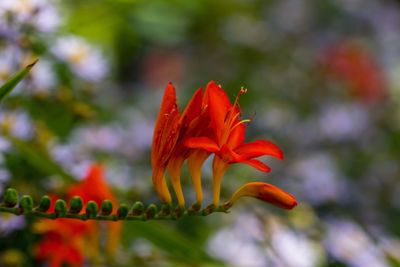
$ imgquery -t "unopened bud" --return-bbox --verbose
[117,204,129,219]
[37,195,51,212]
[131,201,144,216]
[86,201,98,219]
[55,199,67,217]
[101,200,113,215]
[228,182,297,210]
[145,204,157,219]
[3,188,18,207]
[69,196,83,214]
[19,195,33,213]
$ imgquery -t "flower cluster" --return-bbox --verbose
[151,81,297,209]
[34,164,121,267]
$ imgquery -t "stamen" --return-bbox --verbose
[231,119,251,131]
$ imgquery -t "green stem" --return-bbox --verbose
[0,203,230,221]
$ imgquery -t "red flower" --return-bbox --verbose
[67,164,117,207]
[151,81,296,210]
[67,164,122,255]
[185,81,283,205]
[35,231,84,267]
[321,40,387,103]
[34,164,122,267]
[151,83,210,206]
[34,195,92,267]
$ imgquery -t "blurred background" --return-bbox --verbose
[1,0,400,266]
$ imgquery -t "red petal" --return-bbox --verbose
[184,137,220,153]
[206,81,231,141]
[151,83,181,169]
[242,159,271,172]
[235,140,284,160]
[180,87,203,124]
[220,144,242,162]
[227,123,246,149]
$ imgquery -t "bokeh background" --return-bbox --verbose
[1,0,400,266]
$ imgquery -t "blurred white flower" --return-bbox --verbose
[0,110,34,140]
[52,36,108,81]
[0,0,60,32]
[290,153,345,204]
[0,47,18,83]
[49,141,91,179]
[0,137,11,153]
[208,214,270,267]
[105,162,137,189]
[75,125,122,153]
[0,214,26,235]
[33,2,60,32]
[319,103,369,142]
[30,59,56,92]
[0,165,10,182]
[325,219,389,267]
[49,112,153,179]
[269,223,322,267]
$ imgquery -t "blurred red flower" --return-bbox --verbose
[321,40,387,103]
[34,164,121,267]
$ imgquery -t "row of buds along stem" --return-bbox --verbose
[0,188,231,221]
[151,81,297,210]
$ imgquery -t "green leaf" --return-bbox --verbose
[0,60,38,102]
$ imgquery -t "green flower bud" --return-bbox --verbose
[101,199,113,215]
[174,205,185,218]
[145,204,157,219]
[3,188,18,207]
[69,196,83,214]
[55,199,67,217]
[37,195,51,212]
[86,201,98,219]
[117,204,129,219]
[189,202,201,212]
[158,204,171,216]
[19,195,33,213]
[130,201,144,216]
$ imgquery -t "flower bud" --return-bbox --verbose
[189,202,201,212]
[174,205,185,218]
[145,204,157,219]
[3,188,18,207]
[86,201,98,219]
[69,196,83,214]
[117,204,129,219]
[227,182,297,210]
[101,199,113,215]
[130,201,144,216]
[37,195,51,212]
[19,195,33,213]
[55,199,67,217]
[158,204,171,216]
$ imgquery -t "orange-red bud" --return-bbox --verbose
[227,182,297,210]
